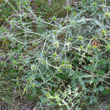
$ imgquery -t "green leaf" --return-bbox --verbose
[46,92,51,98]
[102,89,110,96]
[95,70,105,76]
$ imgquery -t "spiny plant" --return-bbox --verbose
[0,0,110,109]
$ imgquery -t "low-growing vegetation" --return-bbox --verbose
[0,0,110,110]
